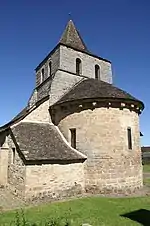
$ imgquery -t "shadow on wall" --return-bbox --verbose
[121,209,150,226]
[0,133,7,147]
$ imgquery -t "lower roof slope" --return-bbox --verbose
[12,122,86,161]
[56,78,144,108]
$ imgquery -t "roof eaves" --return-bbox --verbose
[24,158,86,165]
[53,97,144,112]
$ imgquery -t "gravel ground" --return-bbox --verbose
[0,187,26,211]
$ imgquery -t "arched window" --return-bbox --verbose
[95,64,100,80]
[76,58,82,75]
[41,68,44,83]
[48,61,52,77]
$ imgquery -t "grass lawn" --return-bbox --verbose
[143,164,150,186]
[143,164,150,173]
[0,196,150,225]
[143,177,150,186]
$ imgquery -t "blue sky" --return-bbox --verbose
[0,0,149,145]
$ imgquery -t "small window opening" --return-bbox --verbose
[70,128,76,149]
[48,61,52,77]
[76,58,82,75]
[95,64,100,80]
[12,148,15,164]
[127,127,132,150]
[41,68,44,83]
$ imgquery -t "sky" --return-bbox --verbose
[0,0,149,146]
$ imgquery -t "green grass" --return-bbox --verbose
[0,196,150,225]
[143,164,150,173]
[143,177,150,186]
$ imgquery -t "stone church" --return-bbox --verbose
[0,20,144,200]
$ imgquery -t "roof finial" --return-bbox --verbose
[68,12,72,21]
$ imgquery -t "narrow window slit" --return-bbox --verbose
[41,68,44,83]
[127,127,132,150]
[49,61,52,77]
[12,148,15,164]
[70,128,76,149]
[95,64,100,80]
[76,58,82,75]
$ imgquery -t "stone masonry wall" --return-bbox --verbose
[57,107,143,194]
[25,162,85,200]
[22,100,51,123]
[0,147,9,186]
[7,135,26,196]
[49,70,84,106]
[36,77,51,101]
[36,48,60,87]
[60,45,113,84]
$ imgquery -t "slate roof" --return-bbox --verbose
[55,78,144,107]
[59,20,88,52]
[11,122,86,161]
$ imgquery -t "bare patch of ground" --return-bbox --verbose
[0,187,26,211]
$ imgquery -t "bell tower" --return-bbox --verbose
[29,20,112,107]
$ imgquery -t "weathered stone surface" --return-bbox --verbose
[60,45,112,84]
[37,78,51,101]
[58,107,143,192]
[25,162,85,199]
[35,43,113,106]
[0,146,9,186]
[36,47,60,87]
[7,139,25,197]
[49,70,84,106]
[22,100,51,123]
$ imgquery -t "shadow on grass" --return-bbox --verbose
[121,209,150,226]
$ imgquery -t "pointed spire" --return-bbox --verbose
[59,20,88,52]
